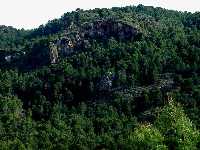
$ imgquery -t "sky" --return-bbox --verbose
[0,0,199,29]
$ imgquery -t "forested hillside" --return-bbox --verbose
[0,5,200,149]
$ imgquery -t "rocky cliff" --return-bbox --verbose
[82,19,141,41]
[49,19,142,63]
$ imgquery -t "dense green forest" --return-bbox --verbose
[0,5,200,149]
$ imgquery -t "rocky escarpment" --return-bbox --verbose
[0,20,142,69]
[82,19,142,41]
[49,19,142,63]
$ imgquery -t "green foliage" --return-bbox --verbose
[155,101,199,149]
[0,4,200,149]
[128,124,167,150]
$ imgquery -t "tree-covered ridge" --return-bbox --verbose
[0,4,200,149]
[0,25,28,51]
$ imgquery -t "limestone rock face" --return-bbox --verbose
[82,20,141,41]
[55,36,86,57]
[49,42,59,64]
[49,20,141,62]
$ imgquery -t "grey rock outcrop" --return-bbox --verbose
[49,42,59,64]
[5,55,12,62]
[98,72,114,91]
[82,20,141,41]
[49,19,141,62]
[0,50,26,64]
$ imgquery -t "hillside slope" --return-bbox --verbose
[0,5,200,149]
